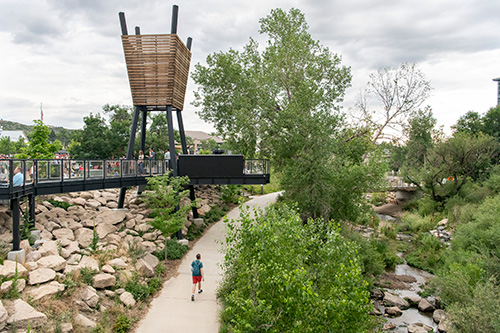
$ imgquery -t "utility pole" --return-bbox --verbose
[493,77,500,106]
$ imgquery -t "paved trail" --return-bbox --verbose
[135,192,280,333]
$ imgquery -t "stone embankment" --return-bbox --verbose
[0,186,220,331]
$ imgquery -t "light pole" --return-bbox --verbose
[493,77,500,106]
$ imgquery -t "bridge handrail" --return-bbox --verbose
[0,158,170,192]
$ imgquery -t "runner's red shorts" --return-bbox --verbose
[192,276,202,284]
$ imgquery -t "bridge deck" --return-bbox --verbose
[0,157,270,200]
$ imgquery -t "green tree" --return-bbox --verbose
[103,104,133,157]
[481,105,500,140]
[0,136,25,155]
[16,120,62,159]
[218,204,376,332]
[143,174,192,236]
[452,111,483,135]
[69,113,112,159]
[404,107,438,168]
[193,8,383,221]
[407,133,499,202]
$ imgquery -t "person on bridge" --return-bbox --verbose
[191,253,204,301]
[138,150,145,174]
[13,167,24,186]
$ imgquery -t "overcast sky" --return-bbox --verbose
[1,0,499,135]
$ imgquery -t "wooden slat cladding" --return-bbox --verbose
[121,34,191,109]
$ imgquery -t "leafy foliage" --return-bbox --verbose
[144,174,193,236]
[16,120,62,159]
[164,239,188,260]
[218,204,376,332]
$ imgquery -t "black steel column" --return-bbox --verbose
[166,105,178,176]
[118,105,141,208]
[28,194,35,228]
[140,107,147,153]
[11,198,20,251]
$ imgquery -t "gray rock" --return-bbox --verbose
[408,322,433,332]
[438,318,450,332]
[370,289,384,300]
[418,298,435,312]
[38,240,60,257]
[96,223,117,239]
[0,260,28,279]
[102,264,115,274]
[383,292,410,310]
[0,300,7,330]
[37,255,67,272]
[385,306,403,317]
[75,228,95,248]
[136,259,155,277]
[27,281,65,301]
[97,210,126,225]
[75,313,96,329]
[120,291,136,307]
[29,267,56,285]
[6,299,47,329]
[52,228,75,241]
[78,256,100,271]
[108,258,128,270]
[79,285,99,308]
[405,295,422,307]
[433,309,446,323]
[143,253,160,270]
[92,273,116,289]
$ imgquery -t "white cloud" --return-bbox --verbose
[0,0,499,136]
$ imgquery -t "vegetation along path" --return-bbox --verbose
[134,192,281,333]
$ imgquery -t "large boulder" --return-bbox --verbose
[79,286,99,308]
[0,261,28,279]
[120,291,136,307]
[97,210,126,225]
[6,299,47,329]
[52,228,75,241]
[136,259,155,278]
[92,273,116,289]
[418,298,435,312]
[385,306,403,317]
[408,323,433,333]
[383,292,410,310]
[27,281,65,301]
[38,240,60,257]
[37,255,66,272]
[96,223,117,239]
[75,313,96,329]
[75,228,94,248]
[29,267,56,285]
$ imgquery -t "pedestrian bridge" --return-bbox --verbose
[0,156,270,200]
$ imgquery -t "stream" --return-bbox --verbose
[373,214,440,332]
[379,258,438,332]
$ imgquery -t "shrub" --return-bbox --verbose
[370,192,386,206]
[165,239,188,260]
[80,267,98,286]
[203,206,226,224]
[113,314,132,333]
[220,185,242,204]
[47,198,72,211]
[417,195,440,215]
[125,273,150,301]
[218,204,376,332]
[446,279,500,333]
[405,233,443,273]
[400,212,435,233]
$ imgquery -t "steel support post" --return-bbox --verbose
[28,194,35,228]
[118,105,141,208]
[11,198,20,251]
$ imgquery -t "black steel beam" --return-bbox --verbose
[11,197,20,251]
[119,12,128,35]
[171,5,179,34]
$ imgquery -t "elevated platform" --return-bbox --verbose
[0,157,270,200]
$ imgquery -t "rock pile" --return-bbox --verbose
[371,289,450,332]
[429,219,452,245]
[0,186,219,331]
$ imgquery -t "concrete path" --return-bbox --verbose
[134,192,280,333]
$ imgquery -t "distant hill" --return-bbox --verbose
[0,119,71,135]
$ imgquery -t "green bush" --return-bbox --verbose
[80,268,98,286]
[220,185,242,204]
[405,233,443,273]
[113,314,132,333]
[445,279,500,333]
[370,192,386,206]
[165,239,188,260]
[204,206,226,224]
[218,204,376,332]
[400,212,436,233]
[47,198,72,211]
[417,195,440,215]
[125,273,150,301]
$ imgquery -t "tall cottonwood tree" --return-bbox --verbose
[193,8,384,221]
[357,63,432,143]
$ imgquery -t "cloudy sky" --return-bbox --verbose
[1,0,499,135]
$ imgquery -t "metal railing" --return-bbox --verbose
[0,158,170,190]
[244,159,270,175]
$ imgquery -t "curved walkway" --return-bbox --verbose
[135,192,281,333]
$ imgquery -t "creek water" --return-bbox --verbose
[377,255,438,332]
